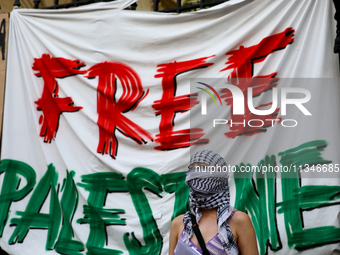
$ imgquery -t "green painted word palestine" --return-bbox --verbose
[0,140,339,255]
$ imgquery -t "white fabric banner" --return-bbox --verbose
[1,0,340,255]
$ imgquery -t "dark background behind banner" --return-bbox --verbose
[0,13,8,146]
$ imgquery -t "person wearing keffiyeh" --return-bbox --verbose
[169,150,259,255]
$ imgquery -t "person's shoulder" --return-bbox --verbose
[171,214,185,237]
[231,210,253,227]
[172,214,185,226]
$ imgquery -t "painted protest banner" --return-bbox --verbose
[0,0,339,254]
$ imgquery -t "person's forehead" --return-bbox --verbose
[188,162,209,168]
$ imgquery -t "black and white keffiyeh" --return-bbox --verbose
[188,150,228,170]
[183,150,239,255]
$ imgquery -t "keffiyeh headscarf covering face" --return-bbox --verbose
[183,150,239,255]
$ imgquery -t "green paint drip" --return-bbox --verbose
[79,205,125,225]
[86,246,123,255]
[278,140,331,170]
[124,167,163,255]
[9,164,61,250]
[161,172,189,221]
[278,140,340,251]
[77,172,127,255]
[77,169,188,255]
[0,159,36,238]
[234,155,281,255]
[55,170,84,255]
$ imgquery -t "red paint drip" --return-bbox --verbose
[221,27,295,80]
[153,56,214,150]
[33,54,86,143]
[86,62,153,159]
[220,28,295,138]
